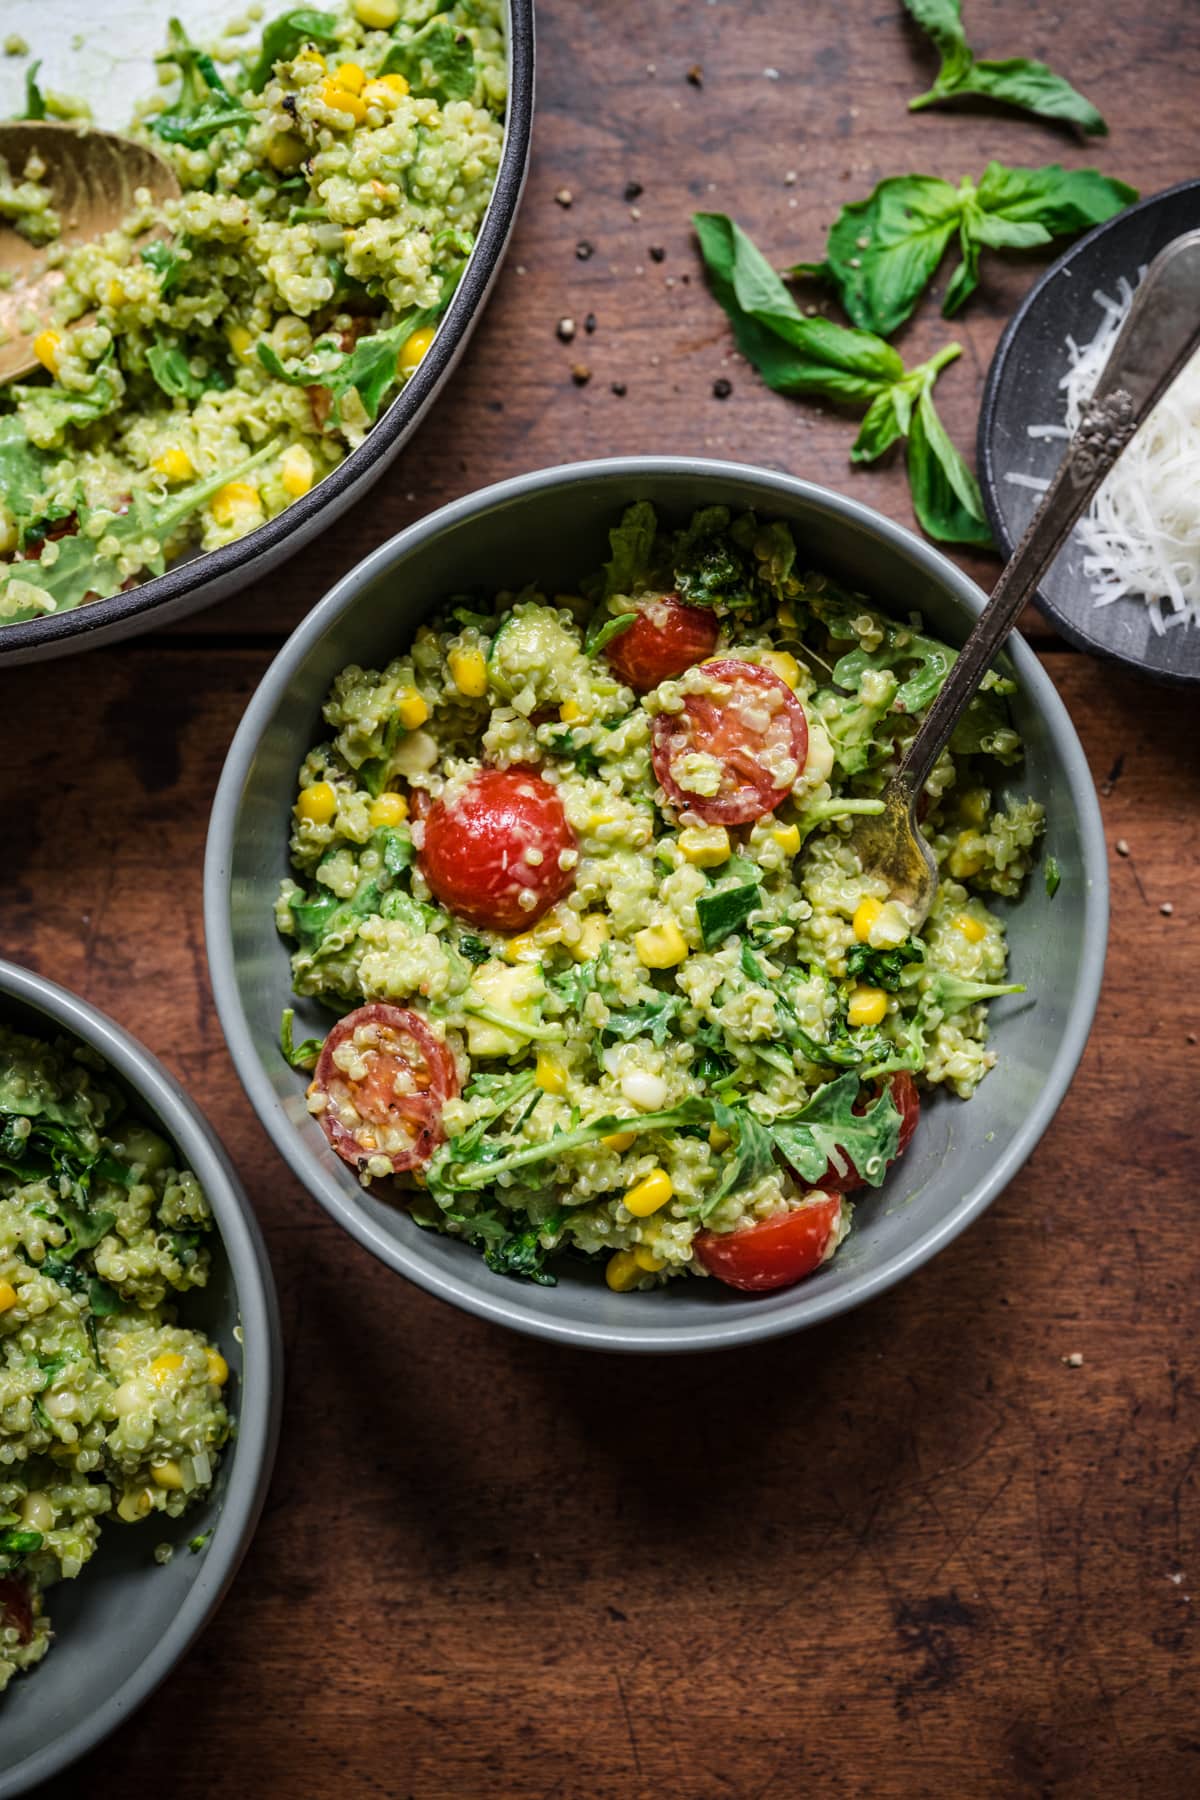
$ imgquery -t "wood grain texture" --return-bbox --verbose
[4,1,1200,1793]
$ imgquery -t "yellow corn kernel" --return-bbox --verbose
[535,1050,567,1096]
[777,601,797,629]
[761,649,801,690]
[398,324,437,377]
[32,329,61,374]
[959,787,989,827]
[503,930,541,965]
[152,447,194,483]
[151,1459,186,1490]
[853,896,883,943]
[447,647,488,697]
[847,986,888,1028]
[226,323,255,361]
[379,72,410,96]
[353,0,400,24]
[333,61,366,93]
[280,443,315,498]
[572,914,610,962]
[605,1250,642,1292]
[210,481,260,526]
[117,1486,154,1523]
[559,697,587,723]
[634,921,688,969]
[265,131,306,171]
[21,1490,53,1532]
[148,1352,185,1387]
[295,47,326,69]
[602,1130,637,1153]
[772,822,801,857]
[0,519,17,556]
[953,911,987,944]
[296,780,337,826]
[708,1125,731,1152]
[679,823,730,868]
[319,79,368,122]
[948,831,984,880]
[0,1279,18,1314]
[205,1349,230,1388]
[633,1246,664,1272]
[625,1169,674,1218]
[105,277,126,306]
[369,791,408,829]
[396,688,429,731]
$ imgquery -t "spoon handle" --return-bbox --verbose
[898,226,1200,795]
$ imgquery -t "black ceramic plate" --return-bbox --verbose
[0,0,534,668]
[978,179,1200,687]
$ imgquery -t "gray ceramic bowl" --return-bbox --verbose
[205,458,1108,1354]
[0,0,534,667]
[0,960,282,1797]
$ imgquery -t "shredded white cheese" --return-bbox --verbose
[1007,273,1200,634]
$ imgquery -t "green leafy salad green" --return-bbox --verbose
[276,503,1044,1294]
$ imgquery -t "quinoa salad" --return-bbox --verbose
[0,2,507,626]
[0,1024,231,1692]
[277,503,1044,1294]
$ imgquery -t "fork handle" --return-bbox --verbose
[897,226,1200,795]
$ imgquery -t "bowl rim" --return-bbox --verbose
[204,455,1109,1354]
[0,0,535,660]
[977,176,1200,687]
[0,957,283,1797]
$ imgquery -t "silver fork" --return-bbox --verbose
[846,228,1200,930]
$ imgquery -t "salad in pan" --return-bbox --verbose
[277,503,1042,1293]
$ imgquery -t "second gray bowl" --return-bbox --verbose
[205,458,1108,1354]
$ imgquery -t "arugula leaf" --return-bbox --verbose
[543,730,602,776]
[584,612,637,656]
[695,212,991,548]
[926,971,1025,1012]
[55,1195,116,1256]
[483,1224,559,1286]
[949,677,1018,758]
[257,299,453,425]
[0,437,281,622]
[428,1097,717,1195]
[140,240,185,294]
[146,339,206,401]
[697,881,760,949]
[458,934,491,966]
[248,8,339,91]
[601,500,658,599]
[18,60,46,121]
[904,0,1107,134]
[280,1007,323,1071]
[770,1068,902,1188]
[0,416,49,525]
[15,369,120,435]
[1044,856,1061,899]
[699,1106,776,1219]
[601,995,684,1048]
[154,18,253,148]
[379,15,476,103]
[845,938,925,991]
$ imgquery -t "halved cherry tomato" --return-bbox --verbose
[695,1192,842,1292]
[651,658,808,826]
[820,1072,920,1194]
[419,766,576,932]
[0,1576,33,1645]
[312,1003,458,1175]
[605,593,720,692]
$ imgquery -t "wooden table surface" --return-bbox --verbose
[7,2,1200,1794]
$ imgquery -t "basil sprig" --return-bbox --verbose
[903,0,1107,135]
[694,213,991,548]
[796,163,1136,337]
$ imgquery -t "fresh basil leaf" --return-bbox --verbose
[380,15,475,103]
[86,1276,121,1316]
[904,0,1106,134]
[973,162,1135,235]
[146,339,205,400]
[458,934,491,966]
[483,1223,559,1286]
[55,1195,115,1255]
[672,506,756,609]
[247,8,339,91]
[906,384,992,548]
[0,1528,43,1556]
[280,1007,323,1070]
[805,174,961,336]
[850,387,908,464]
[697,882,760,949]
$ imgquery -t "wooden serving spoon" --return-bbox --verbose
[844,226,1200,932]
[0,120,180,384]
